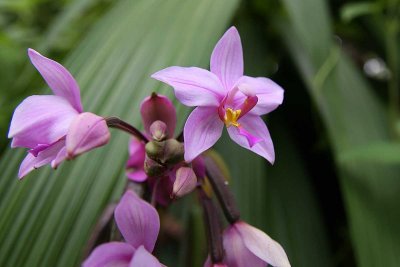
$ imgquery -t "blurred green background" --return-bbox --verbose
[0,0,399,266]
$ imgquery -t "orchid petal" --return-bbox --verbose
[140,94,176,138]
[8,95,78,148]
[29,144,50,157]
[235,76,284,115]
[152,67,225,107]
[183,107,224,162]
[66,112,110,159]
[115,190,160,252]
[129,246,162,267]
[82,242,135,267]
[126,170,147,182]
[210,26,243,90]
[28,48,83,112]
[237,126,262,147]
[18,139,66,179]
[236,222,291,267]
[223,226,266,267]
[51,146,67,169]
[227,115,275,164]
[172,167,197,198]
[127,138,146,166]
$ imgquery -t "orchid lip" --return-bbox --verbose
[218,94,258,128]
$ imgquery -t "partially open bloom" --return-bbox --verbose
[152,26,284,163]
[83,190,163,267]
[8,49,110,178]
[223,221,290,267]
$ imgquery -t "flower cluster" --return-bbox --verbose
[8,27,290,267]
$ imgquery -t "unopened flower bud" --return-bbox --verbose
[145,140,166,161]
[144,155,166,177]
[149,120,168,141]
[145,139,184,166]
[140,93,176,139]
[163,139,184,165]
[172,167,197,198]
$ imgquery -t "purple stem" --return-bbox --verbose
[198,187,224,263]
[105,117,149,143]
[204,155,240,224]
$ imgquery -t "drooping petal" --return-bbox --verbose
[28,48,83,112]
[126,170,147,182]
[227,115,274,164]
[236,222,291,267]
[140,93,176,138]
[172,167,197,198]
[8,95,79,148]
[223,225,266,267]
[66,112,110,159]
[210,26,243,90]
[235,76,284,115]
[115,190,160,252]
[18,139,66,179]
[129,246,162,267]
[82,242,135,267]
[183,107,224,162]
[152,67,226,107]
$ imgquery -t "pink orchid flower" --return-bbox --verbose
[83,190,164,267]
[152,26,284,163]
[222,221,291,267]
[8,49,110,178]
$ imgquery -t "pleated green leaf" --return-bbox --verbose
[0,0,239,266]
[278,0,400,266]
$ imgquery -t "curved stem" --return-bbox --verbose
[198,187,224,263]
[204,155,240,224]
[105,117,149,143]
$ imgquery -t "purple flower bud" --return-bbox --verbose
[126,138,147,182]
[149,120,168,141]
[140,93,177,139]
[172,166,197,198]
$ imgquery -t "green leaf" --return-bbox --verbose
[340,2,382,23]
[278,0,400,266]
[0,0,239,266]
[339,142,400,164]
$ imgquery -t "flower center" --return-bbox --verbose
[224,108,241,127]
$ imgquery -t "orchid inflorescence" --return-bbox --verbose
[8,27,290,267]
